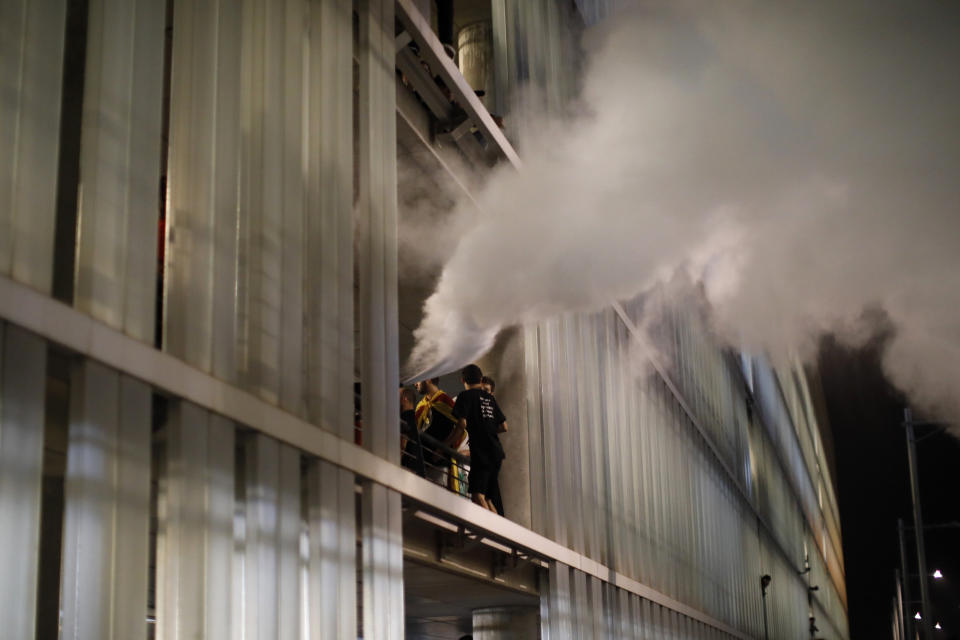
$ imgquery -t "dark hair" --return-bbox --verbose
[481,375,495,392]
[400,386,417,406]
[429,377,440,386]
[461,364,483,385]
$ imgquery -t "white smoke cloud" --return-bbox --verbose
[407,0,960,425]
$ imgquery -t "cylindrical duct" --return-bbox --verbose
[458,20,495,111]
[472,606,539,639]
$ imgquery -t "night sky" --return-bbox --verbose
[819,331,960,639]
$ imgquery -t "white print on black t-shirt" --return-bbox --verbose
[480,397,496,421]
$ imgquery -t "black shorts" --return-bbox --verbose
[468,459,502,497]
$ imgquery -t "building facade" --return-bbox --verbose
[0,0,847,638]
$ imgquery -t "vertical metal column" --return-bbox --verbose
[305,0,354,437]
[60,361,151,640]
[306,460,356,640]
[361,481,404,640]
[73,0,165,341]
[156,402,235,640]
[357,0,399,461]
[0,324,46,639]
[895,568,907,640]
[0,0,66,293]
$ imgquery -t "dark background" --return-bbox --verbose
[819,331,960,639]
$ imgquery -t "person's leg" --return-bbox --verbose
[488,461,504,516]
[469,464,496,511]
[485,463,500,513]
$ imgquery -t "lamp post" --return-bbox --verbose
[895,568,907,640]
[898,519,915,640]
[760,575,771,640]
[904,408,933,640]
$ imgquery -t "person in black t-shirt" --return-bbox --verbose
[478,375,503,516]
[452,364,507,513]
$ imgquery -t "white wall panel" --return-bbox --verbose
[547,562,573,639]
[235,0,308,408]
[164,0,241,379]
[0,324,46,640]
[74,0,165,341]
[542,563,742,640]
[242,433,302,640]
[357,0,399,461]
[156,402,235,640]
[0,0,66,293]
[306,460,356,640]
[165,0,355,432]
[527,293,849,638]
[304,0,354,439]
[361,482,404,640]
[60,361,151,640]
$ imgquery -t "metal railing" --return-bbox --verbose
[400,418,471,497]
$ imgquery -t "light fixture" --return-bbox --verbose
[933,569,944,579]
[934,622,942,630]
[915,612,922,620]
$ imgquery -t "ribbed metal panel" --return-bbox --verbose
[305,0,354,438]
[528,297,849,637]
[357,0,399,461]
[156,402,235,640]
[306,460,356,640]
[490,0,579,126]
[361,481,404,640]
[73,0,165,341]
[0,323,46,640]
[164,0,241,380]
[0,0,66,293]
[60,361,151,640]
[165,0,355,432]
[242,434,302,640]
[543,563,744,639]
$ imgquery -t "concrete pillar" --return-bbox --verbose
[472,606,539,639]
[477,327,531,528]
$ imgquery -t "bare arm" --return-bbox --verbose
[447,418,467,447]
[497,420,508,433]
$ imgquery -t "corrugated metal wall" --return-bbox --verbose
[0,0,403,638]
[526,292,849,638]
[542,561,739,639]
[0,0,66,293]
